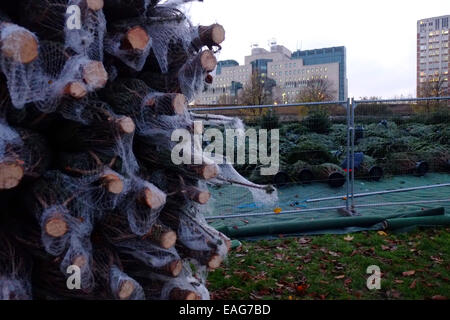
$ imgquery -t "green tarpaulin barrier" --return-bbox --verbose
[385,215,450,230]
[217,208,446,239]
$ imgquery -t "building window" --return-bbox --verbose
[435,19,440,30]
[443,17,449,28]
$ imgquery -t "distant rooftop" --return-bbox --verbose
[291,46,346,58]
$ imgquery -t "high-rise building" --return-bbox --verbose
[417,15,450,96]
[291,46,348,101]
[195,43,347,105]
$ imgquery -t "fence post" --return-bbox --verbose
[345,98,351,210]
[351,99,357,210]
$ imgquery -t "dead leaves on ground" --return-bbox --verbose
[209,229,450,300]
[402,270,416,277]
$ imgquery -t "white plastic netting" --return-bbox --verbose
[0,0,238,301]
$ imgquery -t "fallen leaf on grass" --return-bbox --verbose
[394,279,404,284]
[328,250,339,257]
[249,293,263,300]
[334,262,345,271]
[430,256,443,263]
[335,275,345,279]
[298,237,311,244]
[296,285,307,295]
[275,253,284,260]
[344,235,354,241]
[377,231,388,236]
[409,279,417,289]
[402,270,416,277]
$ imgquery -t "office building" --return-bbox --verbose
[195,43,347,105]
[417,15,450,96]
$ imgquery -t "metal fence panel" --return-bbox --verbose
[192,97,450,228]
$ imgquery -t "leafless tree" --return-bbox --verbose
[238,72,273,116]
[296,78,336,103]
[239,72,273,105]
[418,74,448,111]
[418,74,447,98]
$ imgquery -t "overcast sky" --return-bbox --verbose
[184,0,449,98]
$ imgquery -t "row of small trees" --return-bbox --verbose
[217,71,448,108]
[217,73,337,107]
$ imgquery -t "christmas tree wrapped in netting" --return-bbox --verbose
[0,0,276,300]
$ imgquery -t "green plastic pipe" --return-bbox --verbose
[384,215,450,230]
[217,207,445,238]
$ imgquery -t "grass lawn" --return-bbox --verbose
[207,228,450,300]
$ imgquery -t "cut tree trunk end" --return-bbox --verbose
[208,254,223,270]
[63,82,87,99]
[170,288,200,300]
[169,259,183,277]
[72,255,88,269]
[82,61,108,89]
[196,164,219,180]
[185,186,210,205]
[116,116,136,134]
[198,24,225,48]
[44,216,68,238]
[121,26,150,51]
[159,230,177,249]
[199,50,217,72]
[118,279,135,300]
[100,173,124,195]
[143,224,177,249]
[141,187,166,210]
[86,0,104,11]
[145,93,187,115]
[171,94,187,115]
[0,161,24,189]
[1,24,39,64]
